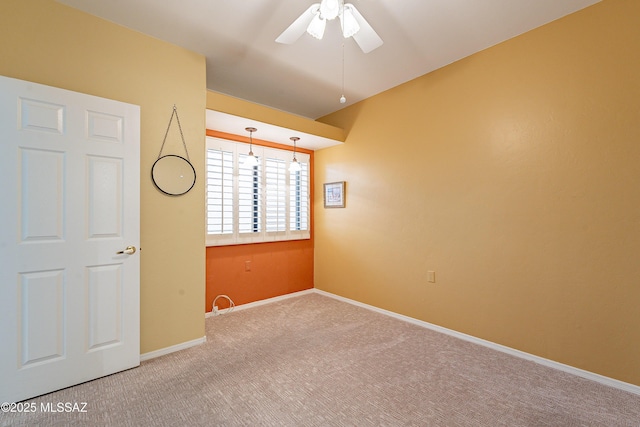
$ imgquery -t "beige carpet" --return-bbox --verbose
[2,292,640,426]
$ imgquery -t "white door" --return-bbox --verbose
[0,76,140,403]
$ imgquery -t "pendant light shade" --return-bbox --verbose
[289,136,302,172]
[289,159,301,172]
[244,127,259,167]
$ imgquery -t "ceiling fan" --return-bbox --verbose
[276,0,383,53]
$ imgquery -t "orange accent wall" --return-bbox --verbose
[205,129,314,312]
[206,239,313,311]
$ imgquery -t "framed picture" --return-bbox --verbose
[324,181,345,208]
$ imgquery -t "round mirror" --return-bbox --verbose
[151,155,196,196]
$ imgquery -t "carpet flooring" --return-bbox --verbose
[2,292,640,426]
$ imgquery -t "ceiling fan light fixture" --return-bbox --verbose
[276,1,382,53]
[306,12,326,40]
[320,0,340,20]
[341,5,360,38]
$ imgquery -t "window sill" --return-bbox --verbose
[206,234,311,247]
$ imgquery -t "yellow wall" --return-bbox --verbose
[0,0,207,353]
[315,0,640,386]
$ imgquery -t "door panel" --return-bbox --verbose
[0,75,140,403]
[87,264,123,350]
[87,156,123,238]
[19,148,65,241]
[19,270,65,366]
[19,98,65,134]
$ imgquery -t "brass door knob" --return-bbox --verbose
[116,246,137,255]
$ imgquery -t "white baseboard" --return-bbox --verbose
[205,288,315,318]
[313,289,640,396]
[140,336,207,362]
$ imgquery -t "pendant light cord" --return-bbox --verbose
[291,137,299,161]
[245,127,257,154]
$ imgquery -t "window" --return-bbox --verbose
[206,137,311,246]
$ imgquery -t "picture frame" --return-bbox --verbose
[323,181,346,208]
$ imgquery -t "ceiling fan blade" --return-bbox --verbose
[346,3,383,53]
[276,3,320,44]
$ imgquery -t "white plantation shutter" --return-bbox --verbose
[290,162,309,232]
[206,148,233,234]
[238,154,261,234]
[265,158,286,232]
[206,137,310,246]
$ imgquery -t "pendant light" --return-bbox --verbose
[289,136,302,172]
[244,127,259,167]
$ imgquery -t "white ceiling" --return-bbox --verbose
[57,0,599,121]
